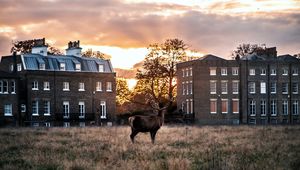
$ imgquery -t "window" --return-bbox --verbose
[292,68,298,76]
[260,82,266,94]
[44,82,50,91]
[282,100,288,115]
[190,99,193,114]
[249,100,256,116]
[32,100,39,116]
[32,81,38,90]
[270,68,276,75]
[232,99,239,114]
[63,82,69,91]
[11,80,16,94]
[189,68,193,76]
[96,82,102,91]
[186,99,190,114]
[39,63,45,70]
[232,67,239,75]
[3,80,8,93]
[79,82,85,91]
[185,68,189,77]
[100,101,106,119]
[186,81,189,95]
[282,83,288,94]
[10,64,14,72]
[260,68,266,75]
[261,100,266,116]
[17,64,22,71]
[98,64,104,72]
[182,69,185,77]
[210,81,217,94]
[221,68,227,76]
[45,122,51,127]
[210,99,217,114]
[44,101,50,116]
[210,67,216,76]
[64,122,70,128]
[249,69,255,75]
[79,101,85,118]
[189,81,193,95]
[292,83,298,94]
[271,100,277,116]
[292,101,299,115]
[271,82,276,94]
[282,68,288,75]
[182,82,185,95]
[0,81,2,93]
[249,82,255,94]
[21,104,26,112]
[63,101,69,118]
[106,82,112,92]
[232,81,239,94]
[221,99,228,114]
[221,81,228,94]
[75,64,81,71]
[60,63,66,71]
[4,104,12,116]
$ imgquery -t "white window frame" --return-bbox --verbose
[210,67,216,76]
[249,69,255,76]
[260,100,266,116]
[282,83,288,94]
[32,81,38,91]
[98,64,104,72]
[32,100,39,116]
[282,100,288,115]
[186,81,189,95]
[60,63,66,71]
[270,68,276,75]
[221,81,228,94]
[210,99,217,114]
[185,68,189,77]
[100,101,107,119]
[10,64,14,72]
[210,80,217,94]
[44,101,50,116]
[182,82,186,95]
[96,81,102,91]
[232,67,239,76]
[249,100,256,116]
[63,82,70,91]
[79,82,85,91]
[186,99,190,114]
[4,104,12,116]
[39,63,45,70]
[182,69,185,77]
[43,81,50,91]
[63,101,70,118]
[249,82,255,94]
[2,80,8,94]
[232,81,239,94]
[0,80,3,93]
[271,82,276,94]
[189,67,193,76]
[282,68,288,76]
[260,82,266,94]
[79,101,85,118]
[11,80,16,94]
[75,64,81,71]
[221,99,228,114]
[106,82,112,92]
[271,100,277,116]
[292,68,298,76]
[190,81,193,95]
[64,122,70,128]
[292,82,298,94]
[260,68,266,75]
[232,99,239,114]
[221,68,227,76]
[190,99,193,114]
[292,100,299,115]
[21,104,26,113]
[17,64,22,71]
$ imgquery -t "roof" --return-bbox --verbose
[199,54,226,61]
[22,54,114,72]
[277,54,300,62]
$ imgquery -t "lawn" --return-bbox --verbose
[0,125,299,170]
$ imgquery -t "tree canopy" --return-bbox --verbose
[82,49,111,60]
[232,43,265,59]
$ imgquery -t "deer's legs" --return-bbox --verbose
[130,129,139,143]
[150,130,158,144]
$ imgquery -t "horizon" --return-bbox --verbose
[0,0,300,69]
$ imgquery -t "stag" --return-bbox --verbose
[128,109,165,143]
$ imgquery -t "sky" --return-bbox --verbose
[0,0,300,69]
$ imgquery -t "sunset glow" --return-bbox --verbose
[0,0,299,69]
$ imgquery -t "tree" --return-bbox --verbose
[232,43,265,59]
[11,38,63,55]
[136,38,188,110]
[82,49,111,60]
[116,78,131,105]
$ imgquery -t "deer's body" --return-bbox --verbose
[129,110,164,143]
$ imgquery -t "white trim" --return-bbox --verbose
[232,99,239,114]
[21,55,27,70]
[221,99,228,114]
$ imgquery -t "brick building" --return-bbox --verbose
[177,47,300,125]
[0,39,116,127]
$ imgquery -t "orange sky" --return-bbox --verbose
[0,0,299,69]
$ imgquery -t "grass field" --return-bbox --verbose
[0,125,300,170]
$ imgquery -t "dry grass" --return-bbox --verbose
[0,125,300,170]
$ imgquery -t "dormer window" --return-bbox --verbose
[98,64,104,72]
[17,64,22,71]
[60,63,66,71]
[75,64,81,71]
[39,63,45,70]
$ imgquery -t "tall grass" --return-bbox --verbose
[0,126,299,170]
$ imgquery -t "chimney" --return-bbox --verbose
[31,38,48,56]
[66,40,82,57]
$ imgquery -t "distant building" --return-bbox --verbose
[0,38,116,127]
[177,47,300,125]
